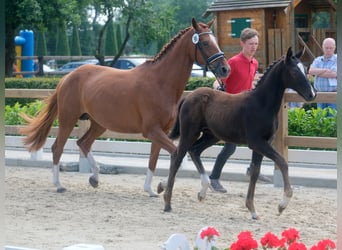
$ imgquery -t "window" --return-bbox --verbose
[230,18,251,38]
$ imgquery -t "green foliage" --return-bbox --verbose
[70,24,82,56]
[185,77,215,90]
[5,77,60,106]
[104,20,117,56]
[288,107,337,137]
[56,21,70,56]
[5,100,59,127]
[36,30,48,56]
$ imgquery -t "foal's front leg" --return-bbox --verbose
[163,150,185,212]
[245,151,263,219]
[253,142,293,216]
[188,133,219,201]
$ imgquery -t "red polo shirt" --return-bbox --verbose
[223,52,258,94]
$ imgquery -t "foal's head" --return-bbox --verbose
[282,47,316,101]
[191,18,230,79]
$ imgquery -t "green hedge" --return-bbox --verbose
[5,77,61,106]
[4,76,214,106]
[5,76,212,90]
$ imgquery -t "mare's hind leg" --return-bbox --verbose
[77,119,106,188]
[51,117,79,193]
[245,151,263,219]
[188,131,219,201]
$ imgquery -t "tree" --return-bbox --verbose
[5,0,80,76]
[70,25,82,56]
[104,19,117,56]
[36,30,47,56]
[56,21,70,56]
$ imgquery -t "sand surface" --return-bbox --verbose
[5,166,337,249]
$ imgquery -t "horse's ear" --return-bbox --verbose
[295,48,305,59]
[192,18,199,31]
[207,17,215,28]
[285,47,293,63]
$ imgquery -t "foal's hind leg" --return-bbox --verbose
[77,120,106,188]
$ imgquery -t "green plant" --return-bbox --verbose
[5,100,59,127]
[288,107,337,137]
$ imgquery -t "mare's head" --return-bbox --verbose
[191,18,230,78]
[282,47,316,101]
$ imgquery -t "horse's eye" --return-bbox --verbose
[202,41,209,46]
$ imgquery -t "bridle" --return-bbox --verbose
[193,30,226,89]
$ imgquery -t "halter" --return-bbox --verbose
[193,31,225,79]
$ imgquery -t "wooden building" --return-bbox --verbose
[204,0,337,71]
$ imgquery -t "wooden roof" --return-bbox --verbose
[205,0,292,15]
[204,0,336,16]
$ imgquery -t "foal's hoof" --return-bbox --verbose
[89,176,99,188]
[164,205,172,212]
[57,187,67,193]
[278,204,286,215]
[197,192,205,202]
[157,182,165,194]
[251,213,260,220]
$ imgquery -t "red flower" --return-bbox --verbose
[288,242,307,250]
[282,228,300,244]
[260,231,284,248]
[200,226,220,240]
[230,231,258,250]
[310,239,336,250]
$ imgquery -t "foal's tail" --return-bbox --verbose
[169,98,185,140]
[19,92,58,152]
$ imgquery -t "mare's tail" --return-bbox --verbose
[19,92,58,152]
[169,98,185,140]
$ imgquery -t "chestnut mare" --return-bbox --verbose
[20,18,229,195]
[159,48,316,219]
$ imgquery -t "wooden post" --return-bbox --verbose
[273,97,289,187]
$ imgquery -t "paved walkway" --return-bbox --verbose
[5,148,337,189]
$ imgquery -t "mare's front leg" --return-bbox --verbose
[188,132,219,201]
[145,128,177,197]
[144,142,161,197]
[245,151,263,219]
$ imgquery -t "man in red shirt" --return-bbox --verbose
[211,28,271,193]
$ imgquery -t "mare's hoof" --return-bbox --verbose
[157,182,165,194]
[57,187,67,193]
[89,176,99,188]
[164,205,172,212]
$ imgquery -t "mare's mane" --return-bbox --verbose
[147,27,192,64]
[254,56,285,88]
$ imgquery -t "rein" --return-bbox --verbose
[193,31,225,79]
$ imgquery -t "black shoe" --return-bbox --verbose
[246,168,272,183]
